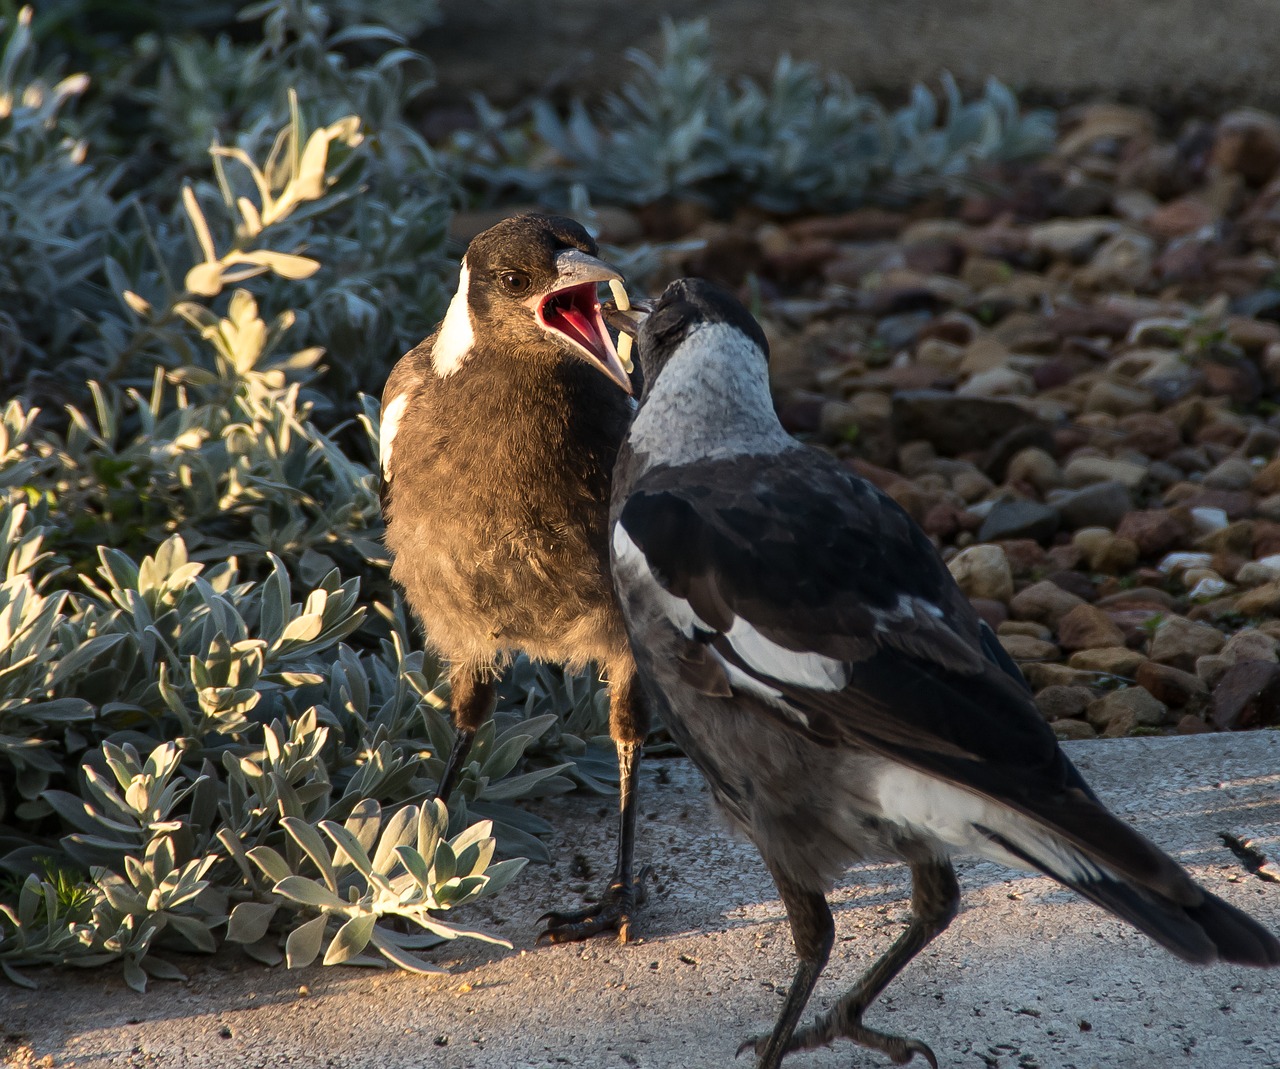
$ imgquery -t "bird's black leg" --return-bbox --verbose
[782,857,960,1068]
[539,669,653,943]
[435,668,496,802]
[737,880,835,1069]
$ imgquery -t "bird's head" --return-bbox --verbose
[610,277,770,394]
[434,213,633,392]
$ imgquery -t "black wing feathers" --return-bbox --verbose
[620,451,1196,896]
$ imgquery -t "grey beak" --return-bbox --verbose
[603,300,653,338]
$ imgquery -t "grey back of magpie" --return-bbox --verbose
[608,278,1280,1069]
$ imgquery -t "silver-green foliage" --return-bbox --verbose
[460,19,1056,213]
[2,2,452,407]
[0,78,589,990]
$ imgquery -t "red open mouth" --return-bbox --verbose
[537,282,632,394]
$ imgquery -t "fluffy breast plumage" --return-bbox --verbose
[383,353,632,669]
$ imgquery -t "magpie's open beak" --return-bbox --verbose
[531,249,634,394]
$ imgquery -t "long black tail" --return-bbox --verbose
[979,815,1280,967]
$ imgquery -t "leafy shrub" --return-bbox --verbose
[455,19,1056,214]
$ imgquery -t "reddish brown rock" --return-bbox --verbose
[969,597,1009,631]
[1253,521,1280,559]
[922,501,978,540]
[1047,306,1135,340]
[1175,489,1256,521]
[1057,604,1126,651]
[763,239,839,286]
[1212,109,1280,185]
[1200,360,1264,406]
[1253,458,1280,496]
[787,208,906,242]
[997,539,1048,577]
[1045,544,1084,572]
[1115,508,1191,556]
[1145,196,1215,239]
[1103,608,1167,647]
[1211,660,1280,729]
[1134,661,1209,709]
[1176,713,1213,735]
[903,239,963,276]
[1117,412,1182,458]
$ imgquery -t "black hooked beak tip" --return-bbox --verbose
[602,298,653,338]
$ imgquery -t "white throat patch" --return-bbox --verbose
[432,260,475,377]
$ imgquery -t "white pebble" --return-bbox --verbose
[1158,551,1213,574]
[1189,506,1229,535]
[1188,576,1229,601]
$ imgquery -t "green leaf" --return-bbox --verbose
[369,930,448,974]
[280,817,339,892]
[323,912,376,965]
[272,876,347,911]
[476,857,527,899]
[227,901,278,944]
[319,820,374,879]
[285,913,329,969]
[246,846,293,887]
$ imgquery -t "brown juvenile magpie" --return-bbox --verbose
[380,213,650,941]
[607,278,1280,1068]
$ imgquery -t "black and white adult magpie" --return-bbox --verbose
[607,278,1280,1068]
[380,214,650,941]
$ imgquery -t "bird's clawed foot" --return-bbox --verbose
[537,864,653,944]
[736,1012,937,1069]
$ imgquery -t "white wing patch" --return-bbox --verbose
[380,392,409,477]
[723,616,849,690]
[872,764,1105,883]
[872,593,946,632]
[611,522,710,638]
[707,648,811,725]
[432,260,475,377]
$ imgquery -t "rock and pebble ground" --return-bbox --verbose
[508,102,1280,743]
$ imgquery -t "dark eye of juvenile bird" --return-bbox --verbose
[500,271,531,294]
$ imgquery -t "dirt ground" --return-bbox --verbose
[3,732,1278,1069]
[430,0,1280,112]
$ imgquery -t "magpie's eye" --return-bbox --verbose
[501,271,531,294]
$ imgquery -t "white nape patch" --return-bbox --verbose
[380,393,409,477]
[723,616,848,690]
[611,522,709,638]
[629,322,797,467]
[432,260,475,377]
[872,764,1105,883]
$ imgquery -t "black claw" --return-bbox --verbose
[536,865,653,944]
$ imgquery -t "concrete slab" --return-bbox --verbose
[3,732,1280,1068]
[430,1,1280,112]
